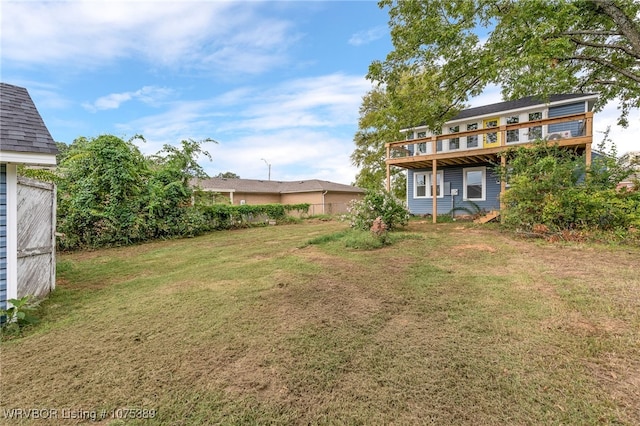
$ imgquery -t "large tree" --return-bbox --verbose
[351,86,406,198]
[368,0,640,128]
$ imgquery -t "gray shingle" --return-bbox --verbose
[0,82,58,155]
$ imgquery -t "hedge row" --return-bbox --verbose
[199,203,310,229]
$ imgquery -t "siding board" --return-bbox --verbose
[548,102,586,137]
[408,164,501,215]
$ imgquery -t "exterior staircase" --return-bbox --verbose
[474,210,500,224]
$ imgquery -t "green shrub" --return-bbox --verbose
[498,140,639,235]
[344,190,409,231]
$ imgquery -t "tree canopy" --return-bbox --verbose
[215,171,240,179]
[368,0,640,128]
[56,135,216,248]
[351,86,406,197]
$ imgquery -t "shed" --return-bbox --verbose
[0,82,58,310]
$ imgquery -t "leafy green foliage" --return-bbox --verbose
[1,295,41,337]
[214,171,240,179]
[370,0,640,127]
[343,190,409,231]
[498,140,640,234]
[56,135,217,249]
[351,87,406,197]
[200,203,310,230]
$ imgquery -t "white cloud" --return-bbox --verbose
[220,73,372,132]
[593,101,639,156]
[113,73,372,183]
[349,26,387,46]
[205,129,358,183]
[2,1,295,75]
[83,86,173,112]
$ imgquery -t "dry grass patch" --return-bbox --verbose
[2,221,639,425]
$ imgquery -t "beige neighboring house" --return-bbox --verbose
[192,178,365,215]
[618,151,640,190]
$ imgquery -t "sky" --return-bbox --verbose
[2,1,638,185]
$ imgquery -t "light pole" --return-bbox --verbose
[261,158,271,181]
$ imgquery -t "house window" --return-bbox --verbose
[528,112,542,141]
[415,173,427,197]
[463,167,486,201]
[467,123,478,148]
[406,131,415,140]
[417,131,427,138]
[415,171,443,198]
[506,116,519,143]
[449,125,460,150]
[436,140,443,152]
[416,142,427,154]
[507,129,520,143]
[484,118,499,144]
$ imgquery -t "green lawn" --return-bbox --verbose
[2,220,639,425]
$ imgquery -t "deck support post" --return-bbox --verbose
[385,144,391,191]
[432,159,437,224]
[500,155,506,223]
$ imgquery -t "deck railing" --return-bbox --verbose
[386,112,593,162]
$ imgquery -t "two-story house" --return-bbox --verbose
[385,94,598,222]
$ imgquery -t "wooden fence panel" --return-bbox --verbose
[17,177,55,298]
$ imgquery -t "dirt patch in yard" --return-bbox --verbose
[451,243,497,253]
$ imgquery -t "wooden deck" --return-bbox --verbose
[385,112,594,170]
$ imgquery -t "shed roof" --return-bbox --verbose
[193,178,365,194]
[0,82,58,155]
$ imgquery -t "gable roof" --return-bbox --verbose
[193,178,365,194]
[0,82,58,155]
[450,93,597,121]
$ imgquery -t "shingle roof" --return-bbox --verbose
[0,82,58,155]
[451,93,596,121]
[192,178,365,194]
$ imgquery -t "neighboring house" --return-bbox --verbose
[385,94,598,222]
[617,173,639,191]
[192,178,365,215]
[617,152,640,190]
[1,83,58,310]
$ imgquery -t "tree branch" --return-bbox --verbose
[589,0,640,56]
[560,30,621,37]
[569,36,640,60]
[560,55,640,83]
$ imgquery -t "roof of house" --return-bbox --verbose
[192,178,366,194]
[450,93,597,121]
[0,82,58,155]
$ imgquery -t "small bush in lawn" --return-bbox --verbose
[344,190,409,231]
[344,229,388,250]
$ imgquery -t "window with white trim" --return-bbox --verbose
[463,167,486,201]
[506,115,520,143]
[528,111,542,140]
[466,123,478,148]
[449,125,460,150]
[414,171,443,198]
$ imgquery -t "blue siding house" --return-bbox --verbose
[385,94,598,221]
[0,83,58,310]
